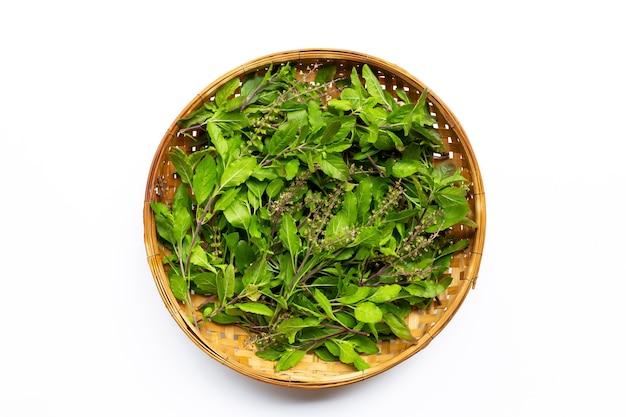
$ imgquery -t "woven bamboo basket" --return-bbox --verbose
[143,48,486,389]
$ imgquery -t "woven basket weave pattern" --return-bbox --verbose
[144,49,486,388]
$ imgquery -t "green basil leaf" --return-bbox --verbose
[405,280,448,298]
[189,245,216,272]
[169,274,188,302]
[279,212,301,258]
[333,339,370,371]
[172,188,192,243]
[255,348,283,361]
[354,301,383,323]
[265,178,284,199]
[192,272,217,294]
[336,286,371,304]
[192,155,217,205]
[215,77,241,107]
[343,191,357,226]
[241,257,270,287]
[319,154,349,181]
[277,317,321,344]
[412,88,436,127]
[438,239,468,259]
[220,157,257,189]
[169,147,193,184]
[325,211,348,239]
[275,348,307,372]
[206,122,229,160]
[320,120,342,145]
[350,335,379,355]
[150,202,174,244]
[368,284,402,303]
[314,64,336,84]
[312,289,337,321]
[212,187,240,212]
[392,160,424,178]
[234,302,274,316]
[234,240,256,273]
[328,99,352,112]
[217,264,235,306]
[383,312,414,341]
[223,199,250,230]
[313,346,338,362]
[362,64,392,109]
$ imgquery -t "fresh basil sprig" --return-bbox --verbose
[151,62,476,371]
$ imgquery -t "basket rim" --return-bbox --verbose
[143,48,486,389]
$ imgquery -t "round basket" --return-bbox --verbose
[143,48,486,389]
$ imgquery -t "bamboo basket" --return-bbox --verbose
[143,48,486,389]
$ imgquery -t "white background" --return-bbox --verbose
[2,1,624,416]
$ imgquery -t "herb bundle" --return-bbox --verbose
[150,62,476,372]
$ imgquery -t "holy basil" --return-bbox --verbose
[151,62,475,372]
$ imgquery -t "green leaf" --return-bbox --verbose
[255,348,283,361]
[362,64,393,109]
[151,201,174,244]
[191,272,217,294]
[266,118,299,155]
[313,347,338,362]
[265,178,284,198]
[351,335,379,355]
[217,264,235,306]
[405,279,450,298]
[336,286,371,304]
[354,301,383,323]
[392,160,425,178]
[220,157,257,189]
[206,122,229,159]
[169,274,188,302]
[212,187,240,212]
[325,211,348,238]
[351,226,380,247]
[383,312,414,341]
[169,148,193,184]
[413,124,444,149]
[277,317,321,344]
[426,203,470,232]
[319,154,350,181]
[215,77,240,107]
[328,99,352,112]
[241,257,270,287]
[279,212,301,257]
[313,289,337,321]
[275,349,307,372]
[368,284,402,303]
[189,245,216,272]
[223,199,250,230]
[438,239,468,259]
[332,339,370,371]
[355,177,373,222]
[234,302,274,317]
[282,158,300,181]
[234,240,256,273]
[341,88,362,111]
[413,88,436,127]
[314,64,337,84]
[172,187,192,243]
[343,191,357,225]
[435,186,467,208]
[320,120,342,145]
[192,155,217,205]
[240,75,263,98]
[307,100,325,133]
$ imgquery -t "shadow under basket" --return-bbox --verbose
[143,48,486,389]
